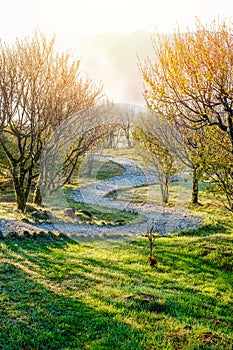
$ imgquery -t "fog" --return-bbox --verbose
[77,30,156,105]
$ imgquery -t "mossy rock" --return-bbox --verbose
[22,218,31,224]
[64,208,76,219]
[23,230,31,237]
[7,231,19,239]
[31,210,50,221]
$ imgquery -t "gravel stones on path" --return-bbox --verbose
[0,156,202,240]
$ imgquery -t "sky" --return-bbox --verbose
[1,0,233,103]
[1,0,233,42]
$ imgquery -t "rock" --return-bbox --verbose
[31,211,39,219]
[31,210,50,222]
[44,210,52,220]
[7,231,19,239]
[38,231,47,238]
[80,210,92,218]
[32,232,38,239]
[22,218,31,223]
[57,232,66,239]
[64,208,76,219]
[47,230,55,238]
[23,230,31,238]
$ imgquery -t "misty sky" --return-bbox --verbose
[1,0,233,104]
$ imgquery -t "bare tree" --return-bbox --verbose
[38,104,115,204]
[133,115,179,204]
[117,105,134,147]
[0,31,103,212]
[106,104,139,148]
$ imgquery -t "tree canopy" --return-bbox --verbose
[140,19,233,209]
[141,20,233,149]
[0,31,104,211]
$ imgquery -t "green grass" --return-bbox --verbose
[105,180,221,209]
[95,160,125,180]
[1,158,233,349]
[0,159,136,225]
[66,197,145,226]
[0,220,232,349]
[105,179,193,209]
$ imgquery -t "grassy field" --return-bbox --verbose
[0,152,233,349]
[0,194,233,349]
[105,179,201,208]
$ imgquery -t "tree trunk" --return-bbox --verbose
[13,178,27,212]
[160,179,169,204]
[192,166,199,204]
[86,156,94,176]
[16,196,27,212]
[107,130,114,148]
[126,132,131,148]
[33,185,42,206]
[12,167,33,212]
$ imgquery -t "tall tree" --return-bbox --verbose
[0,31,103,212]
[140,19,233,209]
[38,104,115,204]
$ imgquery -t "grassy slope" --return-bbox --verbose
[0,152,233,349]
[0,197,233,349]
[77,158,126,186]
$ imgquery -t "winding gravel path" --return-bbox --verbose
[0,156,202,239]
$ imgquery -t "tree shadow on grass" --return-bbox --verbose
[1,235,233,349]
[176,222,230,237]
[0,262,144,350]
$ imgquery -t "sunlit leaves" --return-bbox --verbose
[140,19,233,209]
[141,19,233,138]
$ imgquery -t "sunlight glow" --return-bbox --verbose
[1,0,233,104]
[1,0,233,44]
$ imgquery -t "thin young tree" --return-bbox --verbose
[133,115,178,204]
